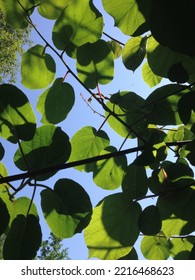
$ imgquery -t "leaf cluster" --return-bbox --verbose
[0,0,195,260]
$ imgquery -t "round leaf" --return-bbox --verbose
[142,62,162,88]
[138,205,162,235]
[76,40,114,89]
[14,124,71,180]
[0,84,36,143]
[37,78,75,124]
[84,193,141,260]
[68,126,110,172]
[3,214,42,260]
[93,146,127,190]
[122,36,147,71]
[52,0,103,56]
[170,237,195,260]
[36,0,71,20]
[41,179,92,238]
[21,44,56,89]
[141,235,170,260]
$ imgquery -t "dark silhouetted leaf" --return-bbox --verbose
[138,205,162,235]
[0,198,10,235]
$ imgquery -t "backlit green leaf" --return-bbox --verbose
[122,164,148,200]
[0,0,34,28]
[14,124,71,180]
[122,36,147,71]
[76,40,114,89]
[0,84,36,143]
[84,193,141,260]
[37,78,75,124]
[52,0,103,56]
[93,146,127,190]
[106,91,147,138]
[102,0,150,36]
[41,179,92,238]
[35,0,71,20]
[141,235,170,260]
[170,237,195,260]
[21,44,56,89]
[3,214,42,260]
[138,205,162,235]
[68,126,110,172]
[107,40,122,59]
[142,62,162,87]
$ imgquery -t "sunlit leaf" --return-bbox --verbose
[106,91,147,138]
[21,44,56,89]
[138,205,162,235]
[0,0,34,28]
[35,0,71,20]
[93,146,127,190]
[170,237,195,260]
[122,36,147,72]
[118,247,138,260]
[122,163,148,200]
[141,235,170,260]
[107,40,122,59]
[52,0,103,56]
[37,78,75,124]
[102,0,150,36]
[76,40,114,89]
[142,62,162,87]
[14,197,39,218]
[68,126,110,172]
[0,84,36,143]
[3,214,42,260]
[41,179,92,238]
[84,193,141,260]
[14,124,71,180]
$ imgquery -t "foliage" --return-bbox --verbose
[0,0,195,260]
[36,232,70,260]
[0,10,32,83]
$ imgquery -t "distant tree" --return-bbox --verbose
[0,235,5,260]
[0,10,32,83]
[36,232,70,260]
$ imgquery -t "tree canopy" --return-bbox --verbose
[0,0,195,260]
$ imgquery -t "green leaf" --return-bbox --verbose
[141,235,170,260]
[106,91,147,138]
[107,40,122,59]
[185,140,195,166]
[102,0,150,36]
[170,237,195,260]
[189,243,195,260]
[37,78,75,124]
[145,84,184,125]
[0,84,36,143]
[41,179,92,238]
[168,63,189,84]
[122,164,148,200]
[147,36,195,78]
[157,189,195,238]
[14,197,39,218]
[68,126,110,172]
[3,214,42,260]
[52,0,103,56]
[14,124,71,180]
[84,193,141,260]
[21,44,56,89]
[0,198,10,235]
[178,91,195,125]
[76,40,114,89]
[138,205,162,235]
[35,0,71,20]
[93,146,127,190]
[142,62,162,88]
[118,247,138,260]
[122,36,147,71]
[0,0,34,28]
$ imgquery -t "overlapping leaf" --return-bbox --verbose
[76,40,114,89]
[35,0,71,20]
[0,0,34,28]
[37,78,75,124]
[0,84,36,143]
[68,126,110,172]
[138,205,162,235]
[142,62,162,87]
[41,179,92,238]
[14,124,71,180]
[21,44,56,89]
[84,193,141,260]
[93,146,127,190]
[52,0,103,56]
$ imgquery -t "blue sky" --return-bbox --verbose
[1,1,168,260]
